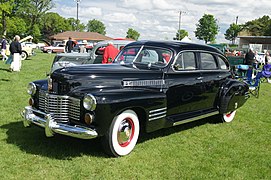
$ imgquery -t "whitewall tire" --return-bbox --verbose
[103,109,140,157]
[222,110,236,123]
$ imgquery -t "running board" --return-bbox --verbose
[173,111,219,126]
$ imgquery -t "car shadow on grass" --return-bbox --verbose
[1,121,106,159]
[138,117,217,143]
[1,117,217,159]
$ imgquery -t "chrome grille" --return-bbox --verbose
[38,91,81,122]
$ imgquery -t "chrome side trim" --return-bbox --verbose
[148,107,167,121]
[123,79,165,87]
[22,106,98,139]
[149,107,167,113]
[173,111,219,126]
[149,114,166,121]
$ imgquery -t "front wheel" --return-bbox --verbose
[221,110,236,123]
[102,109,140,157]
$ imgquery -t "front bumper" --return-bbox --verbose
[22,106,98,139]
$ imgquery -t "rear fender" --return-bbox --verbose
[218,79,249,114]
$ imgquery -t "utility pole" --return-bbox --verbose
[74,0,81,31]
[178,11,186,40]
[236,16,238,25]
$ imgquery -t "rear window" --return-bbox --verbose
[217,56,229,70]
[200,53,218,70]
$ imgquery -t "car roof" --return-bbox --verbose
[125,40,223,55]
[96,39,134,46]
[55,53,90,57]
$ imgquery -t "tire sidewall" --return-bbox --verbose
[222,110,236,123]
[109,110,139,156]
[21,52,27,60]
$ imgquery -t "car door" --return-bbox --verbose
[166,51,206,119]
[198,52,230,110]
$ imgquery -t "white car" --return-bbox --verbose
[43,43,66,53]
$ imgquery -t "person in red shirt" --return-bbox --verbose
[102,42,119,64]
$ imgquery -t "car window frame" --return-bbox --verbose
[171,50,199,72]
[173,51,198,71]
[170,50,229,73]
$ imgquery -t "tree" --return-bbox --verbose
[66,18,85,32]
[39,12,69,39]
[86,19,106,35]
[17,0,54,35]
[224,23,241,44]
[126,28,140,40]
[6,17,27,38]
[174,29,188,40]
[242,15,271,36]
[194,14,219,44]
[0,0,14,35]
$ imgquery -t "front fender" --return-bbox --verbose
[218,79,249,114]
[92,88,167,135]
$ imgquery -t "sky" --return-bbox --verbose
[51,0,271,44]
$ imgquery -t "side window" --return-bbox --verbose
[217,56,228,70]
[174,52,196,71]
[140,49,159,63]
[201,53,218,70]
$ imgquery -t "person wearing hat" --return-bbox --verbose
[79,40,87,53]
[1,35,8,61]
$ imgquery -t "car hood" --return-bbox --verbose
[50,64,165,95]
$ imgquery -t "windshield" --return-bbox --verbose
[115,46,172,67]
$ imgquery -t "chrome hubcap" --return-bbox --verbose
[117,118,134,147]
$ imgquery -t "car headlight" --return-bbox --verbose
[48,77,52,91]
[83,94,97,111]
[27,82,36,95]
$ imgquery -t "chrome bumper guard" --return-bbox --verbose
[22,106,98,139]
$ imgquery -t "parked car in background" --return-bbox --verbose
[73,40,93,53]
[50,53,91,73]
[21,42,37,49]
[36,42,46,50]
[43,43,66,53]
[22,40,249,157]
[49,39,134,72]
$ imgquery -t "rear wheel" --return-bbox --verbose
[21,51,28,60]
[102,109,140,157]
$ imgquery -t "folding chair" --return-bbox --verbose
[246,69,261,98]
[235,64,249,79]
[261,64,271,83]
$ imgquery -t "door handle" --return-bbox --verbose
[217,75,222,78]
[196,77,203,80]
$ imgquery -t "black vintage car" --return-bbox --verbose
[22,40,249,157]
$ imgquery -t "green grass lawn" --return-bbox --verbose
[0,52,270,179]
